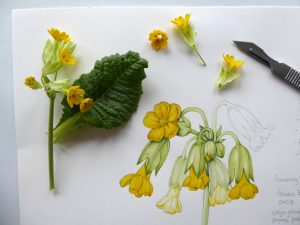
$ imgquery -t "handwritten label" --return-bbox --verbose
[271,175,300,224]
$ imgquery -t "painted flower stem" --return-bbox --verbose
[201,187,210,225]
[48,96,55,191]
[220,131,240,145]
[182,107,209,127]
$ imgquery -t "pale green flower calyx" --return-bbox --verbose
[177,116,191,137]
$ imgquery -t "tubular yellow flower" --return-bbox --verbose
[48,28,71,42]
[24,76,41,90]
[66,86,85,108]
[80,98,93,112]
[223,54,244,72]
[183,167,209,191]
[229,172,258,200]
[148,30,168,50]
[208,184,231,206]
[59,48,77,65]
[143,101,181,141]
[119,163,153,198]
[171,14,191,28]
[156,186,182,214]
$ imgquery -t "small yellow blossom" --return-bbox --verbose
[183,168,209,191]
[171,14,191,28]
[24,76,41,90]
[48,28,71,42]
[80,98,93,112]
[66,86,85,108]
[59,48,77,65]
[209,184,231,206]
[229,172,258,200]
[148,30,168,50]
[143,101,181,141]
[223,54,244,72]
[120,163,153,198]
[156,186,182,214]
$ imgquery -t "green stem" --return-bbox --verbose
[201,187,210,225]
[48,96,55,191]
[193,46,206,66]
[219,131,240,145]
[190,129,199,135]
[181,107,209,128]
[53,112,82,143]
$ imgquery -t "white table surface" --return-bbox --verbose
[1,1,300,225]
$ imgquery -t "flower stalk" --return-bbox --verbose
[48,95,55,191]
[201,187,210,225]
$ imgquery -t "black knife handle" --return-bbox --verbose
[249,47,277,66]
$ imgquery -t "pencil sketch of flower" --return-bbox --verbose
[120,100,271,225]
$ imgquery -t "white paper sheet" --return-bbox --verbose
[13,7,300,225]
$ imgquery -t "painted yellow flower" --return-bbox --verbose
[66,86,85,108]
[223,54,244,71]
[24,76,41,90]
[209,185,231,206]
[143,101,181,141]
[183,168,209,191]
[59,48,77,65]
[120,163,153,198]
[171,13,191,28]
[148,30,168,50]
[48,28,71,42]
[80,98,93,112]
[156,186,182,214]
[229,172,258,200]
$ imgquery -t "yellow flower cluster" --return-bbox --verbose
[66,86,93,112]
[120,163,153,198]
[143,101,181,141]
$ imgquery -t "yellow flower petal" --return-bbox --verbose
[119,174,134,187]
[154,101,170,118]
[148,30,168,50]
[147,127,164,141]
[168,103,181,122]
[163,122,178,139]
[143,112,160,129]
[48,28,71,42]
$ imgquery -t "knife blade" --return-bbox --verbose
[233,41,300,91]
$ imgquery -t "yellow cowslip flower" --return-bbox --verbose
[66,86,85,108]
[223,54,244,72]
[229,172,258,200]
[156,186,182,214]
[24,76,41,90]
[148,30,168,50]
[80,98,93,112]
[171,13,191,28]
[143,101,181,141]
[209,184,231,206]
[183,167,209,191]
[48,28,71,42]
[119,163,153,198]
[59,48,77,65]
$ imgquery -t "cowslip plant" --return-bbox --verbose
[25,28,148,191]
[119,101,266,225]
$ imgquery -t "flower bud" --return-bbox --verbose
[216,142,225,158]
[169,156,187,189]
[177,117,191,137]
[24,76,42,90]
[204,141,216,162]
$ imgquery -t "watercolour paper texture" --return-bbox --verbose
[13,7,300,225]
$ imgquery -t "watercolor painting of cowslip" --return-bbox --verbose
[120,100,272,225]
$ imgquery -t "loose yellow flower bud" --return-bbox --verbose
[148,30,168,50]
[24,76,41,90]
[66,86,85,108]
[80,98,93,112]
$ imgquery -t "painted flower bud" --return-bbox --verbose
[204,141,216,162]
[177,117,191,137]
[216,142,225,158]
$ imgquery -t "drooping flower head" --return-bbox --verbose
[229,172,258,200]
[59,48,77,65]
[183,167,209,191]
[148,30,168,50]
[24,76,42,90]
[119,163,153,198]
[80,98,93,112]
[48,28,71,42]
[143,101,181,141]
[156,186,182,214]
[66,86,85,108]
[171,14,191,28]
[209,184,231,206]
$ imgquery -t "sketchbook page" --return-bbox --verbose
[13,7,300,225]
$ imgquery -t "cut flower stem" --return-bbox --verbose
[48,96,55,191]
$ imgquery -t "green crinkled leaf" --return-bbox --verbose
[54,51,148,141]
